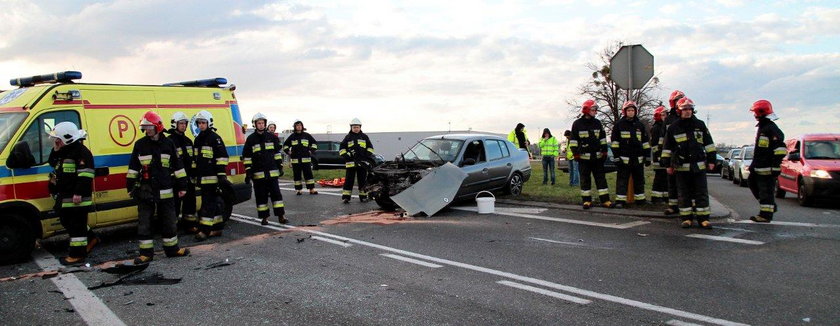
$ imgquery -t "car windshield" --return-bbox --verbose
[0,113,28,154]
[317,142,340,151]
[805,140,840,159]
[404,139,464,162]
[743,147,754,160]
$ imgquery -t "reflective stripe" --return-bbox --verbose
[269,170,280,177]
[661,149,672,158]
[695,207,711,216]
[634,194,646,200]
[282,145,290,151]
[359,191,368,196]
[69,237,88,247]
[705,144,716,153]
[347,140,355,146]
[274,153,283,160]
[578,131,589,138]
[580,153,591,160]
[301,157,312,163]
[642,143,651,149]
[201,176,218,184]
[216,157,229,165]
[679,207,693,216]
[127,169,139,178]
[620,131,631,139]
[257,204,269,212]
[310,144,318,149]
[243,157,253,165]
[611,141,620,149]
[616,195,627,200]
[569,140,578,147]
[201,146,214,158]
[696,162,706,170]
[621,156,630,164]
[306,179,315,185]
[773,147,787,155]
[253,171,265,179]
[291,140,299,145]
[265,143,275,150]
[161,154,171,167]
[162,236,178,247]
[176,148,183,156]
[139,155,153,165]
[597,188,609,195]
[61,197,93,207]
[580,190,591,196]
[160,189,174,199]
[760,204,775,212]
[78,168,95,178]
[674,133,687,143]
[174,168,187,178]
[183,214,198,222]
[346,162,356,168]
[600,138,607,145]
[342,190,352,195]
[294,181,302,185]
[252,144,262,152]
[358,140,367,148]
[757,136,770,147]
[273,201,285,208]
[339,149,347,155]
[367,148,375,153]
[301,140,309,146]
[213,215,224,224]
[200,217,215,226]
[754,167,772,175]
[668,199,679,206]
[139,240,154,249]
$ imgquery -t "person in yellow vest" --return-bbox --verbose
[507,123,532,159]
[538,128,559,185]
[564,130,580,187]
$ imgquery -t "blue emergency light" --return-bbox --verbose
[10,71,82,87]
[163,78,228,87]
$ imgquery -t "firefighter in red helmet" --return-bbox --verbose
[649,106,669,204]
[570,100,613,209]
[748,100,786,223]
[662,90,685,215]
[610,101,651,208]
[126,111,190,264]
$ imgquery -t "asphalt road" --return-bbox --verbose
[1,179,838,325]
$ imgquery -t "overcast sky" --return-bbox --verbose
[1,0,838,145]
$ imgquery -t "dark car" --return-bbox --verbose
[312,141,384,170]
[712,154,724,174]
[557,147,617,173]
[720,148,742,180]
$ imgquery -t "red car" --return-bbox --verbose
[776,133,840,206]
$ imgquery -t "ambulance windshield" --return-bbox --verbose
[0,113,28,154]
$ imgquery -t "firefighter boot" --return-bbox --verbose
[59,256,86,266]
[582,202,592,209]
[680,219,692,228]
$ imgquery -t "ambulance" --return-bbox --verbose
[0,71,251,263]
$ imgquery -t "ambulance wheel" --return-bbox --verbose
[0,214,35,265]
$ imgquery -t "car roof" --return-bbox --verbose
[424,133,504,141]
[799,133,840,141]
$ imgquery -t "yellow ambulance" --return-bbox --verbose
[0,71,251,263]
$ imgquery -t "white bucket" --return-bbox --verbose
[475,191,496,214]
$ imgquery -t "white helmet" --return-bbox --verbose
[194,110,214,128]
[267,120,277,128]
[350,118,362,126]
[49,121,87,145]
[171,111,189,129]
[252,112,269,126]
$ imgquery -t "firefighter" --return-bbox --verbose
[267,121,277,135]
[126,111,190,264]
[340,118,375,203]
[649,106,669,204]
[283,119,319,195]
[610,101,651,208]
[243,113,286,225]
[661,98,717,229]
[748,100,786,223]
[570,100,613,209]
[662,90,685,215]
[48,122,98,265]
[192,110,230,240]
[168,112,198,233]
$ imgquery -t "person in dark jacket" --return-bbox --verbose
[284,119,319,195]
[747,100,786,223]
[126,111,190,264]
[48,122,98,265]
[570,100,613,209]
[192,110,230,240]
[649,106,669,204]
[243,113,286,225]
[610,101,651,208]
[661,98,717,229]
[508,123,532,159]
[167,112,198,233]
[340,118,375,203]
[662,90,685,215]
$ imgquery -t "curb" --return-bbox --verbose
[496,195,733,222]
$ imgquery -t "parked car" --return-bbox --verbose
[365,134,532,210]
[557,147,617,173]
[720,148,742,180]
[776,134,840,206]
[732,146,754,187]
[712,154,724,174]
[312,140,384,170]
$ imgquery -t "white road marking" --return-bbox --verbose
[667,320,705,326]
[452,207,650,229]
[733,220,840,228]
[497,280,591,305]
[494,207,549,214]
[529,237,587,247]
[230,214,352,248]
[279,187,358,198]
[32,249,127,326]
[380,254,444,268]
[230,214,750,326]
[685,234,765,245]
[312,236,353,247]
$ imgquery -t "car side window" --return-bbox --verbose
[485,140,504,161]
[499,140,510,157]
[18,110,81,166]
[462,140,486,163]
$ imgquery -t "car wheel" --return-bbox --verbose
[0,214,36,265]
[775,178,785,198]
[374,194,397,211]
[505,172,524,196]
[797,179,813,207]
[738,172,748,187]
[732,171,739,184]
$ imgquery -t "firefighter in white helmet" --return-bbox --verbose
[267,121,277,135]
[339,118,375,203]
[192,110,230,240]
[167,112,198,233]
[243,112,286,225]
[283,119,319,195]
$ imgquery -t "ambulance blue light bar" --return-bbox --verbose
[163,78,228,87]
[10,71,82,87]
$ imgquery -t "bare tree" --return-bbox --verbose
[566,41,662,134]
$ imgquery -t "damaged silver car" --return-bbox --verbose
[364,134,531,214]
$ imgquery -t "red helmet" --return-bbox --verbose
[750,99,774,117]
[676,97,695,113]
[140,111,165,133]
[621,101,637,116]
[654,106,666,122]
[669,90,685,108]
[581,99,599,115]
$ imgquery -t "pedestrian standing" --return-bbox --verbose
[610,101,651,208]
[570,100,613,209]
[564,130,580,186]
[243,113,287,225]
[284,119,319,195]
[661,98,717,228]
[538,128,559,185]
[662,90,685,215]
[650,106,669,204]
[747,100,786,223]
[508,123,532,159]
[168,112,198,233]
[340,118,375,203]
[192,110,230,240]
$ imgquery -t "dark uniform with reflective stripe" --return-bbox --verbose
[649,119,669,203]
[126,136,188,258]
[570,116,610,204]
[283,130,318,191]
[168,128,197,230]
[243,130,285,220]
[661,117,717,222]
[611,116,651,204]
[193,129,229,233]
[49,142,95,259]
[662,108,681,210]
[339,131,374,201]
[748,118,786,221]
